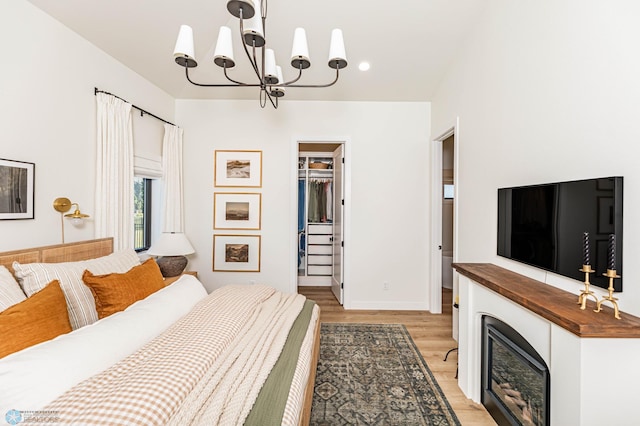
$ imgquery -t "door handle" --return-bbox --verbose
[438,245,442,250]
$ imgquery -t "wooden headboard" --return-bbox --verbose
[0,238,114,274]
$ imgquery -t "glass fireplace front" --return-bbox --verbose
[482,316,550,426]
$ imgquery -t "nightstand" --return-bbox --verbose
[164,271,198,286]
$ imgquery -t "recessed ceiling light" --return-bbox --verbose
[358,62,370,71]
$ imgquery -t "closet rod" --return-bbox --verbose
[94,87,176,127]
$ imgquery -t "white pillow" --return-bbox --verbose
[13,249,141,329]
[0,275,207,415]
[0,266,26,312]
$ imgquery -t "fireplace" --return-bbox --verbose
[481,315,550,426]
[455,264,640,425]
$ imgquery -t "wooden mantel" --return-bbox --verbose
[453,263,640,338]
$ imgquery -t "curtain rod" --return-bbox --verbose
[94,87,176,127]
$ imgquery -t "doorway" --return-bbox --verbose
[294,141,346,305]
[430,122,459,318]
[442,136,455,291]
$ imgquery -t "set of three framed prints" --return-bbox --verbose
[213,150,262,272]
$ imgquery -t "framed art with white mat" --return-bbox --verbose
[213,234,261,272]
[214,150,262,188]
[214,192,261,230]
[0,158,35,220]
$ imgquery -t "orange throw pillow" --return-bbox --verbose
[0,280,72,358]
[82,258,165,319]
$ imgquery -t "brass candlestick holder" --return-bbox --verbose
[577,264,598,310]
[594,269,621,320]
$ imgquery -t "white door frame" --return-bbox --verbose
[430,118,460,315]
[290,137,352,307]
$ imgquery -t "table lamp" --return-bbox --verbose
[147,232,195,277]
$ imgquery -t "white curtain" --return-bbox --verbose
[95,93,134,250]
[161,123,184,232]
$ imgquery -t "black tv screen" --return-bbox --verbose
[497,177,623,291]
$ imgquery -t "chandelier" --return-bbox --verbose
[172,0,348,109]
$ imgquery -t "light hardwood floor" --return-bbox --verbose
[298,286,496,426]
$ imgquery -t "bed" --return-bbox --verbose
[0,238,320,426]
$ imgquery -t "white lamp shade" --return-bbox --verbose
[328,28,347,69]
[276,66,285,88]
[270,65,286,97]
[173,25,196,60]
[147,233,195,256]
[242,0,264,47]
[264,49,278,83]
[214,26,235,67]
[290,27,310,68]
[227,0,256,19]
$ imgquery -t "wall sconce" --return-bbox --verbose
[53,197,90,243]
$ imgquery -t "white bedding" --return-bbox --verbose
[38,284,310,425]
[0,275,207,421]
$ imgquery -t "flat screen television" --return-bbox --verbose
[497,177,623,291]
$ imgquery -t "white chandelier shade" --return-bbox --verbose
[329,29,347,69]
[270,66,285,97]
[227,0,256,19]
[213,26,235,68]
[242,0,265,46]
[172,0,347,109]
[264,48,278,84]
[291,28,310,69]
[173,25,197,68]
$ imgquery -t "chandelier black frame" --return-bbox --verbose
[173,0,348,109]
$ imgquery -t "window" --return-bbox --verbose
[134,177,152,251]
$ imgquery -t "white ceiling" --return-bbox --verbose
[27,0,488,102]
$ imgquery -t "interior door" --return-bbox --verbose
[331,145,344,304]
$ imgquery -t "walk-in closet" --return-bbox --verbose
[297,142,344,304]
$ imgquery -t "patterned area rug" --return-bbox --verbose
[311,323,460,426]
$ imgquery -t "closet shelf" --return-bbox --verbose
[299,152,336,281]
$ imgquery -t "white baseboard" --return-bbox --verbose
[349,300,429,311]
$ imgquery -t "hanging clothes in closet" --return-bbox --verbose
[298,179,306,267]
[308,178,332,223]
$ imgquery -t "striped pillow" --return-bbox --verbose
[0,266,27,312]
[13,249,141,329]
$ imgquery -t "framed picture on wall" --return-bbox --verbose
[214,150,262,187]
[0,158,35,220]
[213,234,261,272]
[214,192,262,230]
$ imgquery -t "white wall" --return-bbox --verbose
[177,100,432,309]
[0,0,174,251]
[2,1,434,312]
[432,0,640,316]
